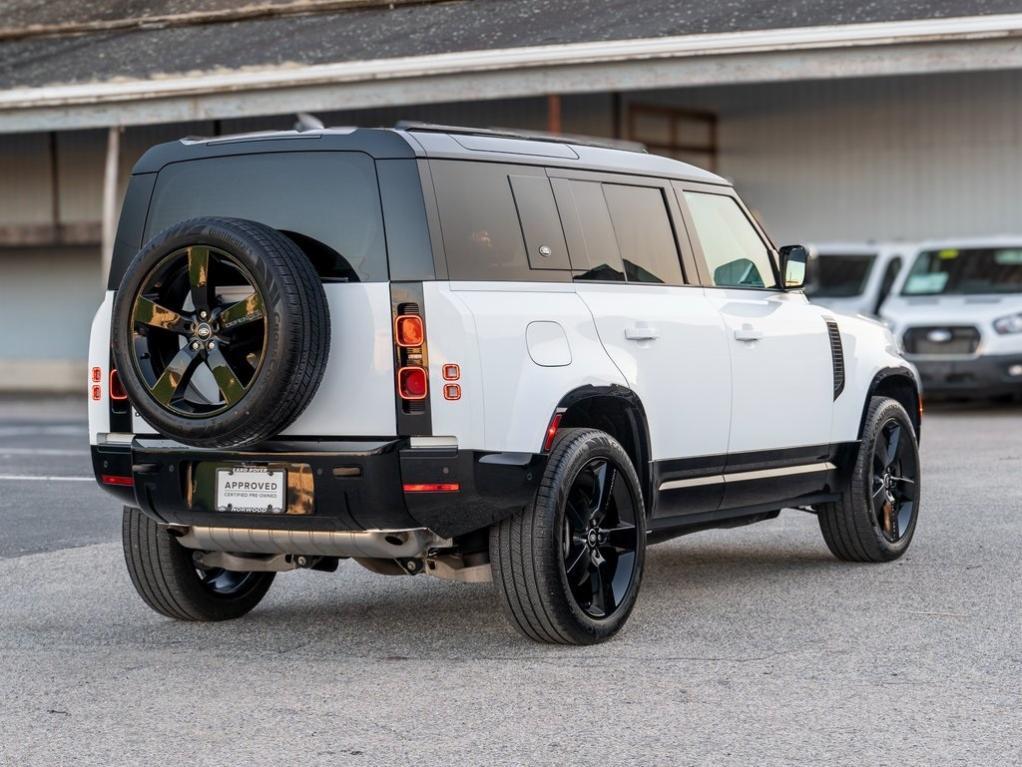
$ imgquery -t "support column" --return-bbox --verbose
[100,125,122,287]
[546,94,562,134]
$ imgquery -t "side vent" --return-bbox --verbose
[825,319,845,400]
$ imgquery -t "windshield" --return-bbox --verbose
[807,254,875,298]
[902,248,1022,296]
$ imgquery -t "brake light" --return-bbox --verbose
[397,366,428,400]
[91,366,102,383]
[395,315,424,347]
[403,483,460,493]
[100,474,134,487]
[91,385,102,401]
[109,369,128,401]
[543,411,563,452]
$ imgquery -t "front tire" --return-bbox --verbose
[122,506,274,621]
[818,396,921,562]
[490,428,646,644]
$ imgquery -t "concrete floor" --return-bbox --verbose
[0,397,1020,765]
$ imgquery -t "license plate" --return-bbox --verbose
[216,467,286,514]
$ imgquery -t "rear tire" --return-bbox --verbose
[818,396,921,562]
[490,428,646,644]
[122,506,274,621]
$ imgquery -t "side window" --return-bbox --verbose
[551,178,625,282]
[603,184,684,284]
[683,191,778,289]
[430,160,569,282]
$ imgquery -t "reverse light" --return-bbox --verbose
[395,315,425,347]
[397,366,428,400]
[543,411,564,452]
[109,369,128,401]
[993,313,1022,335]
[403,482,460,493]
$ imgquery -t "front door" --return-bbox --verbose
[678,186,835,505]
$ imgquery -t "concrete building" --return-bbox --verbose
[2,0,1022,390]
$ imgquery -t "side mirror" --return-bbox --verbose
[779,244,809,289]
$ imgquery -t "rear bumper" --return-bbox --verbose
[91,438,545,539]
[910,353,1022,397]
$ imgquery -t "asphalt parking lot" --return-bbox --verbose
[1,396,1020,766]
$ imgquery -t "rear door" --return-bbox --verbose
[551,169,732,517]
[676,184,835,465]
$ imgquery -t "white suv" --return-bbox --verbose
[88,123,923,644]
[806,242,907,318]
[881,237,1022,400]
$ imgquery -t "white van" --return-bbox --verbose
[881,237,1022,399]
[806,242,908,317]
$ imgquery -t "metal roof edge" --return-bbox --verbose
[2,13,1021,111]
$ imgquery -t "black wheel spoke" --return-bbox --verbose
[218,292,264,330]
[206,347,247,406]
[883,423,902,468]
[590,460,617,525]
[602,522,637,554]
[133,297,190,335]
[565,546,590,584]
[187,246,212,312]
[589,566,607,616]
[149,347,200,405]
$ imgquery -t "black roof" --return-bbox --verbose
[2,0,1019,90]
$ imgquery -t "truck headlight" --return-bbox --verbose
[993,313,1022,335]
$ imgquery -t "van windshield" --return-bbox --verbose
[902,248,1022,295]
[807,254,875,298]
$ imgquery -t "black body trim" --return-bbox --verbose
[651,442,856,533]
[115,438,542,540]
[390,282,432,437]
[826,319,846,399]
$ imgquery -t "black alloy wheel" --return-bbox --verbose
[817,396,922,562]
[197,565,260,596]
[130,244,267,417]
[111,217,330,449]
[870,417,919,543]
[562,457,640,619]
[490,428,646,644]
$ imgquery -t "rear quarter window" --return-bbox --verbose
[144,151,387,281]
[430,160,571,282]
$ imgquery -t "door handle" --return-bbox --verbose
[624,324,660,341]
[734,324,763,343]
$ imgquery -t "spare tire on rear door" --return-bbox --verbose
[111,217,330,449]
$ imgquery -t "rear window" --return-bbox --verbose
[903,247,1022,295]
[807,253,876,298]
[145,151,387,281]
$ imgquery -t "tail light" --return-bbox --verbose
[395,315,424,347]
[397,366,428,400]
[109,369,128,401]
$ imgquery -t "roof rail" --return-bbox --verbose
[394,120,647,153]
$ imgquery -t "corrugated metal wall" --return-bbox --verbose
[642,70,1022,244]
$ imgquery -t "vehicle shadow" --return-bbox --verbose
[216,532,847,655]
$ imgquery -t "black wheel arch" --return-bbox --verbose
[861,366,922,443]
[553,385,653,516]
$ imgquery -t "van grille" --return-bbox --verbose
[902,326,980,356]
[825,320,845,400]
